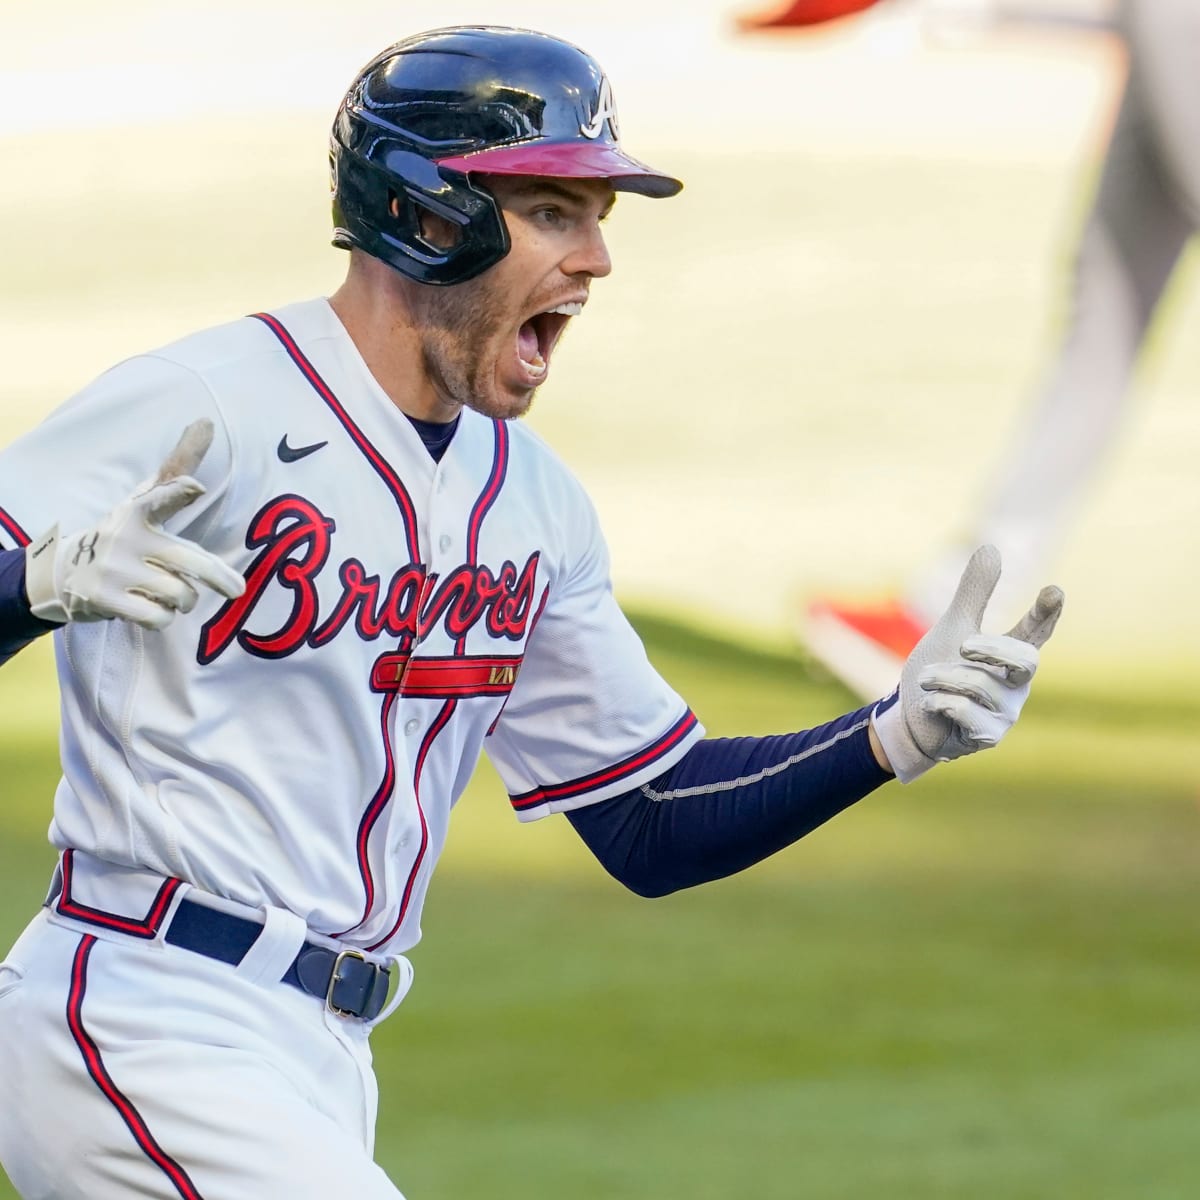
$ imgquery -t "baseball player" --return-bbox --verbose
[0,26,1062,1199]
[797,0,1196,698]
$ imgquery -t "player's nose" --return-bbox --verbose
[562,224,612,280]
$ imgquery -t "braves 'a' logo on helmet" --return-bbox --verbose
[579,76,620,141]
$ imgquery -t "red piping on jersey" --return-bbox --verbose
[463,421,508,594]
[457,418,508,659]
[56,850,183,939]
[365,698,450,954]
[333,689,401,937]
[0,505,31,548]
[68,936,207,1200]
[509,710,700,811]
[334,566,434,938]
[249,311,421,563]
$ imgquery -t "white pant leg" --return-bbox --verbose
[0,911,406,1200]
[909,40,1196,623]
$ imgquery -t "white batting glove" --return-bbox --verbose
[23,420,245,631]
[871,545,1063,783]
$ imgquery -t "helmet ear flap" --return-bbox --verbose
[382,168,511,284]
[331,134,511,284]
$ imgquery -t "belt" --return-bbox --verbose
[164,898,391,1021]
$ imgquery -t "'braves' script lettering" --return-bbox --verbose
[198,496,540,664]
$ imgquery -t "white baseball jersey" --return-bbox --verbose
[0,297,703,955]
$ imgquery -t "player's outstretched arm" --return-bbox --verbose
[567,546,1061,898]
[870,545,1063,782]
[21,419,245,632]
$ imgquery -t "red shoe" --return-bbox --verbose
[804,597,928,701]
[737,0,882,31]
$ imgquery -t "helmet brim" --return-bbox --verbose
[436,142,682,198]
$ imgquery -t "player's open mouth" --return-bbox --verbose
[515,301,583,383]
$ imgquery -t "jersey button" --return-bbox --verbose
[404,719,419,736]
[437,534,452,554]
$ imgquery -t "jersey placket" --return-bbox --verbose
[372,467,441,953]
[365,419,510,952]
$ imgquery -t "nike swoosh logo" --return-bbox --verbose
[277,436,328,463]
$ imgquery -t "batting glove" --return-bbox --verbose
[24,419,245,631]
[870,545,1063,783]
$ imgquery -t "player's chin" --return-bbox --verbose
[477,371,540,421]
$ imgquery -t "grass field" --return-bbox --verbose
[2,617,1200,1199]
[4,4,1200,1196]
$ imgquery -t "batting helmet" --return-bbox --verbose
[330,26,683,285]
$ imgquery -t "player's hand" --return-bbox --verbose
[869,545,1063,783]
[24,419,246,631]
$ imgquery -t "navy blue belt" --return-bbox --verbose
[164,898,390,1020]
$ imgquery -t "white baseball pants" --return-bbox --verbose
[0,902,408,1199]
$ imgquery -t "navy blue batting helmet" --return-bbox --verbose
[329,26,682,285]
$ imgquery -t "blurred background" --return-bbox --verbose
[2,1,1198,1197]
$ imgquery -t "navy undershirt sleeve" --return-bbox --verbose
[0,547,58,666]
[566,704,891,897]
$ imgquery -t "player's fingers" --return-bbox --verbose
[139,475,207,526]
[136,564,202,614]
[917,662,1005,713]
[146,540,246,600]
[154,419,214,485]
[919,692,1006,747]
[959,633,1039,688]
[935,545,1002,637]
[105,591,178,631]
[1005,585,1065,650]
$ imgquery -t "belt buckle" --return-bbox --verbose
[326,948,368,1018]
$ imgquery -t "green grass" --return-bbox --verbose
[3,611,1199,1199]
